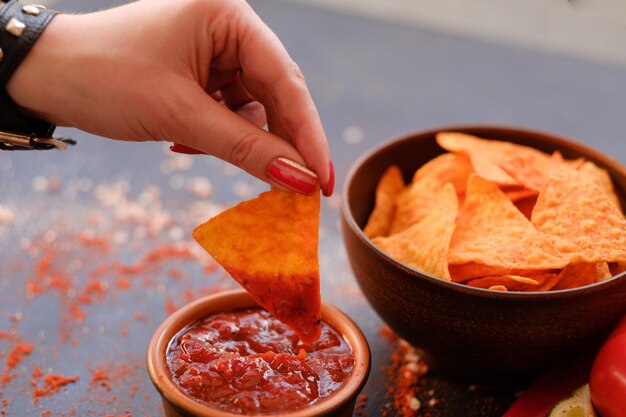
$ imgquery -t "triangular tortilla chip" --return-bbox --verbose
[436,132,520,186]
[390,153,472,234]
[448,174,569,270]
[373,183,458,280]
[532,167,626,263]
[553,263,611,291]
[193,188,321,343]
[467,275,542,291]
[437,132,556,191]
[364,165,405,239]
[577,160,621,210]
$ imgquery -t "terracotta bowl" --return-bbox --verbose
[340,125,626,378]
[146,289,371,417]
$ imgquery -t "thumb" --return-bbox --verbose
[171,87,319,195]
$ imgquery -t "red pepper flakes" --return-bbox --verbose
[379,326,432,417]
[164,296,178,315]
[115,278,132,290]
[2,342,34,385]
[90,364,112,391]
[354,393,368,416]
[32,372,80,403]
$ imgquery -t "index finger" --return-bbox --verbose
[236,6,332,195]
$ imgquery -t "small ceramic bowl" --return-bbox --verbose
[341,125,626,378]
[147,289,371,417]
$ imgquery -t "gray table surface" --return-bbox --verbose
[2,0,626,416]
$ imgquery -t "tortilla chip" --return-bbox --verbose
[551,151,586,169]
[577,161,622,210]
[193,188,321,343]
[390,153,472,234]
[364,165,405,238]
[553,263,611,290]
[448,174,569,270]
[449,262,555,283]
[503,187,539,203]
[373,183,458,280]
[467,275,541,290]
[436,132,520,186]
[531,167,626,263]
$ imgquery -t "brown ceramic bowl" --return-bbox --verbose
[146,289,371,417]
[341,125,626,378]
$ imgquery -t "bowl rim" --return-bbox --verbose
[146,289,371,417]
[341,124,626,300]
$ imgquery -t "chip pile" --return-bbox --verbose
[365,132,626,291]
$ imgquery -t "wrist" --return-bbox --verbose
[0,1,72,149]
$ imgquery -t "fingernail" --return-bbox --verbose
[170,143,205,155]
[266,157,318,195]
[322,160,335,197]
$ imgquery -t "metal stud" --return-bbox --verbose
[22,5,42,15]
[0,48,3,63]
[6,18,26,37]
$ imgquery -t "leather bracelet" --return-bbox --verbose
[0,0,74,150]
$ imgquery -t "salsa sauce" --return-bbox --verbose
[166,308,355,414]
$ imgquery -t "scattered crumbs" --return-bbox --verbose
[354,393,368,416]
[0,205,15,226]
[160,154,194,174]
[32,371,80,403]
[380,325,432,417]
[232,180,254,198]
[342,125,365,145]
[186,176,213,199]
[2,342,34,385]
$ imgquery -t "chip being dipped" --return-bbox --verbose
[193,188,321,343]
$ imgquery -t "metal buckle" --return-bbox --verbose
[0,130,75,150]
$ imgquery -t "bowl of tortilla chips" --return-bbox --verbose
[340,125,626,377]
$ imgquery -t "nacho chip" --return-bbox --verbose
[553,263,611,290]
[373,183,458,280]
[467,275,541,291]
[448,174,569,270]
[449,262,555,283]
[437,132,557,191]
[577,160,621,210]
[193,188,321,343]
[436,132,520,186]
[390,153,472,234]
[466,272,562,292]
[531,167,626,263]
[363,165,405,238]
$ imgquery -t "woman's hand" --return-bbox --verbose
[6,0,333,195]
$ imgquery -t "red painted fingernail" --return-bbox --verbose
[170,143,205,155]
[322,160,335,197]
[266,157,318,195]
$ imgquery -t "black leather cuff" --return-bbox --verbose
[0,1,72,150]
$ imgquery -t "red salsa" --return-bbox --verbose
[166,308,355,414]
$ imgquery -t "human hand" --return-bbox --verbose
[6,0,333,195]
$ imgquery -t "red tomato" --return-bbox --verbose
[590,315,626,417]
